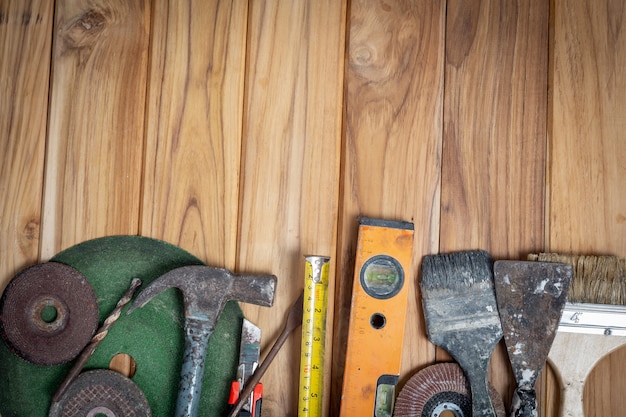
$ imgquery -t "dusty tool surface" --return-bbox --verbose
[0,236,243,417]
[126,265,276,417]
[393,362,505,417]
[420,250,503,417]
[0,262,99,366]
[493,260,572,417]
[48,368,151,417]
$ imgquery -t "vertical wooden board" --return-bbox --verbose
[141,0,248,268]
[40,0,150,259]
[238,1,346,415]
[540,364,560,417]
[583,352,626,417]
[0,0,53,291]
[548,1,626,416]
[335,0,445,413]
[441,0,549,409]
[549,1,626,253]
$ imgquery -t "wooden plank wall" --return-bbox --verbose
[1,1,625,416]
[441,0,549,408]
[547,2,626,416]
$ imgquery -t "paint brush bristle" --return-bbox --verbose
[528,253,626,305]
[421,250,493,291]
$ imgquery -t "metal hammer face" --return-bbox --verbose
[127,265,277,417]
[127,265,276,329]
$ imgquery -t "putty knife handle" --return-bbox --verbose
[177,317,213,417]
[510,388,537,417]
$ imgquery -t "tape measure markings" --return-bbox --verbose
[298,255,330,417]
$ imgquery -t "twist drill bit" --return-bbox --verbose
[51,278,142,403]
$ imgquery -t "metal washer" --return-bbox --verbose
[0,262,99,365]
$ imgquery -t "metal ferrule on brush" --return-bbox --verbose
[558,302,626,336]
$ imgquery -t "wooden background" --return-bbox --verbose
[1,0,625,416]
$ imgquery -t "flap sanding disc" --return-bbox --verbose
[393,362,506,417]
[0,236,244,417]
[49,369,151,417]
[0,262,99,366]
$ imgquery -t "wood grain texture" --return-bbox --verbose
[334,0,445,414]
[549,0,626,254]
[0,0,53,292]
[584,349,626,416]
[547,1,626,416]
[2,1,626,415]
[237,1,346,415]
[141,0,248,268]
[40,0,150,259]
[441,0,549,409]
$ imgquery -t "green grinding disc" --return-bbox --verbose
[0,235,243,417]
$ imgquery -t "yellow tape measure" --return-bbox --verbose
[298,255,330,417]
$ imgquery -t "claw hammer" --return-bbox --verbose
[127,265,277,417]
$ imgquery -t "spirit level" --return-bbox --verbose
[339,218,414,417]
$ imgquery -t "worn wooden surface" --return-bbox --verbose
[40,0,150,259]
[0,0,52,295]
[441,0,550,407]
[141,0,248,268]
[332,0,445,415]
[1,1,625,416]
[237,1,346,415]
[546,1,626,416]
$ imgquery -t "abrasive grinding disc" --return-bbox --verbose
[393,362,506,417]
[49,369,151,417]
[0,236,244,417]
[0,262,99,366]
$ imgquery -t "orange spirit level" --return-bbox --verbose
[339,218,414,417]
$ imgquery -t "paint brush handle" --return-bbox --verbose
[467,373,497,417]
[510,388,537,417]
[557,381,585,417]
[549,332,626,417]
[459,358,497,417]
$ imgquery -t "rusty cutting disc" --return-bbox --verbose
[49,369,151,417]
[0,262,99,365]
[393,362,506,417]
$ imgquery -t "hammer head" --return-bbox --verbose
[127,265,276,330]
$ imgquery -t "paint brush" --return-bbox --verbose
[421,250,503,417]
[529,253,626,417]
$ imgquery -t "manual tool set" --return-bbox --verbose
[1,226,625,417]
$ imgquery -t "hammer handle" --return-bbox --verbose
[177,318,213,417]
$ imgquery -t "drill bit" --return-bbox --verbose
[51,277,142,403]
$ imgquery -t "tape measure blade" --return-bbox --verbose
[298,256,330,417]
